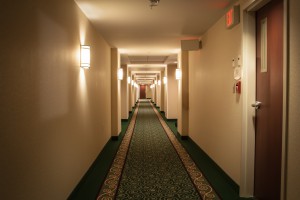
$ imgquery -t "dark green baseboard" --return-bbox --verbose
[181,135,188,140]
[111,136,119,141]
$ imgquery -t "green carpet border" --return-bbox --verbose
[155,107,253,200]
[68,108,136,200]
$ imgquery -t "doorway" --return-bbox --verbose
[254,0,283,199]
[140,85,146,99]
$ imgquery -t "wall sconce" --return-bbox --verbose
[158,80,161,85]
[176,68,182,80]
[163,77,167,84]
[131,80,134,86]
[127,76,131,84]
[154,80,157,85]
[80,45,90,69]
[118,68,123,80]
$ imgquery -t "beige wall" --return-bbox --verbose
[177,51,189,136]
[121,65,128,119]
[111,48,121,136]
[166,64,178,119]
[188,15,242,184]
[0,0,111,199]
[286,0,300,198]
[146,85,152,99]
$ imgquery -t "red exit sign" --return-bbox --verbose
[226,5,240,29]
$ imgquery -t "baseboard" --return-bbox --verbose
[181,135,189,140]
[111,136,119,141]
[167,119,177,122]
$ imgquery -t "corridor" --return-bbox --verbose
[1,0,299,200]
[98,100,219,199]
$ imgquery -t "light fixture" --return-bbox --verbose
[149,0,160,9]
[154,80,157,85]
[176,68,182,80]
[131,80,134,86]
[127,76,131,84]
[80,45,90,69]
[158,80,161,85]
[163,77,167,84]
[118,68,123,80]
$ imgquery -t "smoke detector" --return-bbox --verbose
[149,0,160,9]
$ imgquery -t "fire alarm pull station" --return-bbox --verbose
[235,81,241,94]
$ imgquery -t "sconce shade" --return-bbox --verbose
[163,77,167,84]
[118,68,123,80]
[158,80,161,85]
[176,68,182,80]
[80,45,90,69]
[154,80,157,85]
[127,76,131,84]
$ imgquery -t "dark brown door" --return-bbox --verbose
[140,85,146,99]
[254,0,283,199]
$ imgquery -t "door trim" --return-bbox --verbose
[240,0,288,198]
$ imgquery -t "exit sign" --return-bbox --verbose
[226,5,240,29]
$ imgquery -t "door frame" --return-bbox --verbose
[240,0,288,198]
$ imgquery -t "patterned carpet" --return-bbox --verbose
[98,100,220,200]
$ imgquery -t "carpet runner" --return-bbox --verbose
[97,100,220,200]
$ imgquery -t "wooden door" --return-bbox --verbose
[255,0,283,199]
[140,85,146,99]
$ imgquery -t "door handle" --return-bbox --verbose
[251,101,262,110]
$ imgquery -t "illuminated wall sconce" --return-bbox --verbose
[131,80,134,86]
[154,80,157,85]
[118,68,123,80]
[80,45,90,69]
[134,83,138,88]
[158,80,161,85]
[163,77,167,84]
[127,76,131,84]
[175,68,182,80]
[150,84,154,89]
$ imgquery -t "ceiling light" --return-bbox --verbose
[149,0,160,9]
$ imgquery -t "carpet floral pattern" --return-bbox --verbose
[98,100,220,200]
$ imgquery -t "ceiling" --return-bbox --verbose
[75,0,237,83]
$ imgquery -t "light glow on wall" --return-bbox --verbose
[176,68,182,80]
[80,45,90,69]
[158,80,161,85]
[118,68,123,80]
[163,77,167,84]
[127,76,131,84]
